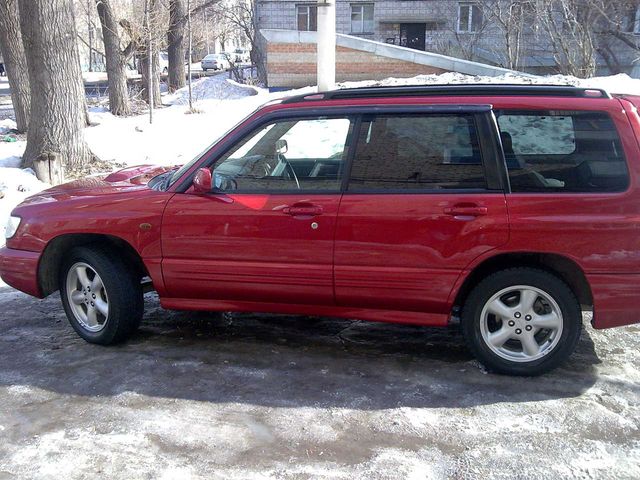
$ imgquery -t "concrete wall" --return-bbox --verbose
[261,29,517,89]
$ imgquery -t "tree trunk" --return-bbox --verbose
[95,0,131,116]
[168,0,186,93]
[18,0,92,183]
[0,0,30,132]
[140,0,161,107]
[139,49,162,108]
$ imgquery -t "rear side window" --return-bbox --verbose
[496,110,629,193]
[348,114,486,191]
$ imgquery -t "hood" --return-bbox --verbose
[18,164,176,207]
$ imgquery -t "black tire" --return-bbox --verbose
[59,246,143,345]
[461,268,582,376]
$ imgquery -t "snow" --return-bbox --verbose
[1,71,640,272]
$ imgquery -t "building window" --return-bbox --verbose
[457,3,483,33]
[297,5,317,32]
[351,4,374,34]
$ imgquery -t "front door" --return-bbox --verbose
[400,23,426,50]
[334,111,509,314]
[161,115,355,305]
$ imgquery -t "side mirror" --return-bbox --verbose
[275,139,288,155]
[192,168,212,194]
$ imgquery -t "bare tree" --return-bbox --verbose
[224,0,265,84]
[167,0,187,92]
[538,0,598,77]
[589,0,640,70]
[0,0,30,132]
[485,0,536,70]
[167,0,220,93]
[139,0,162,108]
[18,0,92,183]
[95,0,138,116]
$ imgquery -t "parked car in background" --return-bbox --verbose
[201,53,230,71]
[232,48,251,64]
[2,84,640,376]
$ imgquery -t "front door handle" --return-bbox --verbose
[283,204,323,216]
[444,205,488,216]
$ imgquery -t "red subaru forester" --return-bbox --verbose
[2,84,639,375]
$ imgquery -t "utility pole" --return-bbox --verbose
[187,0,193,111]
[316,0,335,91]
[145,0,153,124]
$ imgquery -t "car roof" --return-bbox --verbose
[279,84,611,105]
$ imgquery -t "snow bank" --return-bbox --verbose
[337,72,640,95]
[164,75,262,105]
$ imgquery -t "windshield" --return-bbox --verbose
[166,106,265,189]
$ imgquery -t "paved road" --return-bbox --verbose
[0,287,638,479]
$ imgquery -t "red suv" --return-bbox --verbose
[2,85,639,375]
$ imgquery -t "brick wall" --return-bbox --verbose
[267,43,447,88]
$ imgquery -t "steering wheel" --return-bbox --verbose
[277,153,300,189]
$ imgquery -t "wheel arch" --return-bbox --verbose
[38,233,149,297]
[453,252,593,312]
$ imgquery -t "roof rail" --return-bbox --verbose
[281,84,611,103]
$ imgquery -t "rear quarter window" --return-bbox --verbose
[496,110,629,193]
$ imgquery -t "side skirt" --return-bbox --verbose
[159,297,450,327]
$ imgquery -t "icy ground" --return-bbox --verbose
[0,291,638,479]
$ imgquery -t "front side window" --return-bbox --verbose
[297,5,317,31]
[458,3,483,32]
[211,117,353,192]
[348,114,486,191]
[351,4,374,33]
[496,110,629,192]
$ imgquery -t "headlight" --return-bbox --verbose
[5,215,21,239]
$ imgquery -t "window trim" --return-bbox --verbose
[173,105,502,194]
[350,3,375,34]
[208,114,357,195]
[457,2,482,33]
[296,4,317,32]
[344,109,506,195]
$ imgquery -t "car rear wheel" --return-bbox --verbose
[461,268,581,376]
[59,246,143,345]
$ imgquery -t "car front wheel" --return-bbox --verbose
[59,246,143,345]
[461,268,582,376]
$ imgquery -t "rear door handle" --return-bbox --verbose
[283,204,323,216]
[444,205,488,216]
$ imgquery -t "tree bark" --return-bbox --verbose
[140,0,161,107]
[18,0,92,183]
[95,0,131,116]
[0,0,30,132]
[168,0,186,93]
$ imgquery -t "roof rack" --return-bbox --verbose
[281,84,611,104]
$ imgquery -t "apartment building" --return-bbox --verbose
[256,0,640,76]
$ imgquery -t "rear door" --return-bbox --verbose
[334,108,509,314]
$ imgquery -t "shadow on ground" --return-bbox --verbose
[0,288,602,409]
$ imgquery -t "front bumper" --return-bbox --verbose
[589,272,640,329]
[0,247,41,297]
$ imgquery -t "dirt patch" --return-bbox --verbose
[0,288,638,479]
